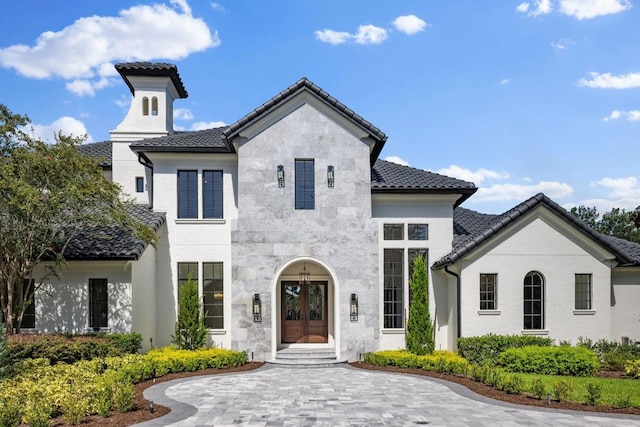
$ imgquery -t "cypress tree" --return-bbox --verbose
[406,255,435,355]
[171,275,207,350]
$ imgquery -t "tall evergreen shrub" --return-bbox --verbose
[0,323,8,378]
[172,275,207,350]
[406,255,434,355]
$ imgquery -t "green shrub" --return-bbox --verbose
[613,394,632,409]
[112,380,136,413]
[93,379,113,417]
[104,333,143,354]
[498,345,599,376]
[0,396,21,427]
[500,374,524,395]
[625,359,640,378]
[583,382,602,406]
[61,393,89,425]
[172,275,207,350]
[531,378,546,399]
[22,390,52,427]
[457,334,553,365]
[552,380,573,402]
[406,255,434,355]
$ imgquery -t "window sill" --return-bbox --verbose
[573,310,596,315]
[207,330,226,335]
[175,219,226,225]
[521,330,549,336]
[477,310,501,315]
[382,329,405,334]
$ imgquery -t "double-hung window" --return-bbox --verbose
[89,278,108,329]
[479,274,497,310]
[177,170,198,218]
[575,274,592,310]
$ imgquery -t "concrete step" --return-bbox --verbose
[267,347,347,367]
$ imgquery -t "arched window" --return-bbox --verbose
[524,271,544,329]
[142,97,149,116]
[151,97,158,116]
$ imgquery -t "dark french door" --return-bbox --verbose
[281,281,328,343]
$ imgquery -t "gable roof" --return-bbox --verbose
[372,160,477,206]
[64,205,165,260]
[433,193,640,269]
[115,62,188,98]
[77,141,112,168]
[223,77,388,164]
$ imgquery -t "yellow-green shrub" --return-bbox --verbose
[625,359,640,378]
[363,350,469,375]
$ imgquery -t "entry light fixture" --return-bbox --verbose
[277,165,285,188]
[253,293,262,322]
[350,293,358,321]
[299,263,310,285]
[327,165,334,188]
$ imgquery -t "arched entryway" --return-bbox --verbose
[271,257,339,357]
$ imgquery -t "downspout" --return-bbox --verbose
[136,152,154,209]
[444,265,461,341]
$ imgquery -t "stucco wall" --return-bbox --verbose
[34,261,132,334]
[458,212,614,343]
[232,98,379,361]
[372,195,456,351]
[611,268,640,343]
[150,153,238,349]
[131,244,157,351]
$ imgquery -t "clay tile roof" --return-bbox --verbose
[115,62,188,98]
[372,160,477,206]
[64,205,165,260]
[77,141,112,168]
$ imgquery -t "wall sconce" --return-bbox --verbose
[253,293,262,322]
[277,165,285,188]
[327,165,334,188]
[350,293,358,321]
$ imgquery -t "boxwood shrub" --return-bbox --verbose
[457,334,553,365]
[498,345,600,376]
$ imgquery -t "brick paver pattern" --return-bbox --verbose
[136,365,640,426]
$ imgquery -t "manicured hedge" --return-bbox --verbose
[626,360,640,378]
[498,345,600,376]
[6,333,142,365]
[364,350,469,375]
[457,334,553,365]
[0,346,248,425]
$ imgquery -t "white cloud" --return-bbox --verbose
[517,0,553,17]
[500,78,511,85]
[474,181,573,202]
[578,72,640,89]
[174,108,194,120]
[438,165,510,185]
[0,1,219,96]
[23,117,92,143]
[190,121,227,131]
[114,95,130,108]
[314,29,353,45]
[210,2,225,12]
[603,110,640,122]
[558,0,632,20]
[551,38,575,51]
[575,176,640,211]
[383,156,410,166]
[392,15,428,35]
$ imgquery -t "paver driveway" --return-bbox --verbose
[135,364,640,426]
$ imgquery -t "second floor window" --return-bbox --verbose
[295,159,314,210]
[203,170,223,219]
[177,170,198,218]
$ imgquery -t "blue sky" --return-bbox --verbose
[1,0,639,214]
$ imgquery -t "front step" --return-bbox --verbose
[267,348,347,367]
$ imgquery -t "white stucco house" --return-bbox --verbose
[24,62,640,361]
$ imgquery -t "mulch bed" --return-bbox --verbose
[46,361,639,426]
[350,362,640,416]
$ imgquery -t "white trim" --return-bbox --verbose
[381,329,405,334]
[207,330,227,335]
[175,219,226,225]
[521,330,549,335]
[573,310,596,315]
[477,310,501,315]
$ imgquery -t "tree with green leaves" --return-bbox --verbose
[0,104,154,334]
[570,205,640,243]
[406,255,435,355]
[172,274,207,350]
[0,323,8,379]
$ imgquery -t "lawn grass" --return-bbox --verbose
[518,372,640,407]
